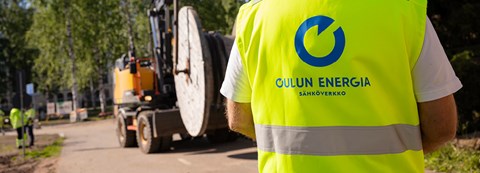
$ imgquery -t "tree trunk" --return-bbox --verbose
[122,0,136,56]
[98,69,106,113]
[89,79,96,109]
[64,0,79,111]
[44,90,50,120]
[99,82,106,113]
[93,47,106,114]
[5,66,12,108]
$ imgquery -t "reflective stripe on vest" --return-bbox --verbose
[256,124,422,156]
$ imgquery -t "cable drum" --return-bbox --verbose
[175,6,213,136]
[175,7,235,136]
[204,32,234,130]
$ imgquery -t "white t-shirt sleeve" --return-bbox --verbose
[220,41,252,103]
[220,18,462,104]
[412,18,462,102]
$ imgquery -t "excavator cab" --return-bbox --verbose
[113,54,157,107]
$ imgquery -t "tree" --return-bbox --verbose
[180,0,244,35]
[27,0,78,108]
[63,0,81,111]
[28,0,129,113]
[25,0,244,113]
[0,1,38,104]
[74,0,126,112]
[428,0,480,57]
[221,0,244,35]
[27,0,67,103]
[450,52,480,134]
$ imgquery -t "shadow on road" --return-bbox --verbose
[162,137,257,157]
[74,146,118,152]
[228,151,257,160]
[63,140,85,147]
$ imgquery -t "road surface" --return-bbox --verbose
[32,119,258,173]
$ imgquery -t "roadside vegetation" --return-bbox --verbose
[24,138,64,159]
[425,143,480,172]
[0,134,63,173]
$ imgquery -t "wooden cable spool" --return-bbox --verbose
[175,6,235,136]
[176,6,213,136]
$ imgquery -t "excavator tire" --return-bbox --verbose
[137,111,172,154]
[116,113,137,147]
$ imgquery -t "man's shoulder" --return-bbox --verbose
[237,0,263,21]
[26,109,35,115]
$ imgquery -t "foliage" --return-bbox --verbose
[73,0,127,89]
[180,0,244,35]
[27,0,128,94]
[25,0,244,97]
[450,51,480,134]
[0,1,37,69]
[26,138,64,159]
[0,1,38,96]
[27,0,67,93]
[425,143,480,172]
[127,0,152,58]
[428,1,480,135]
[428,0,480,56]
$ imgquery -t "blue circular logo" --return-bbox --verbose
[295,16,345,67]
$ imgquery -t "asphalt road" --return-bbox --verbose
[3,119,440,173]
[32,119,258,173]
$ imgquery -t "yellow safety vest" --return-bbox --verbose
[9,108,24,129]
[25,108,36,125]
[235,0,427,172]
[0,110,4,127]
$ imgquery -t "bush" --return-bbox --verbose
[450,51,480,135]
[425,143,480,172]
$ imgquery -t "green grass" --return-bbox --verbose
[25,138,64,159]
[425,143,480,173]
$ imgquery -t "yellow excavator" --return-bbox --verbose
[113,0,237,154]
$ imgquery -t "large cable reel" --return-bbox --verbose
[175,6,234,136]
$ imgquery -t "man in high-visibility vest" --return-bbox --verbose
[221,0,462,172]
[9,108,27,149]
[24,105,36,147]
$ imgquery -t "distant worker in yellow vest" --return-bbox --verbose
[0,109,5,132]
[10,108,27,149]
[221,0,462,172]
[25,105,36,147]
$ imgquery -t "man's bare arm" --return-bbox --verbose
[418,94,458,154]
[226,99,256,140]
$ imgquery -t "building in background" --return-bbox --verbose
[0,69,114,119]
